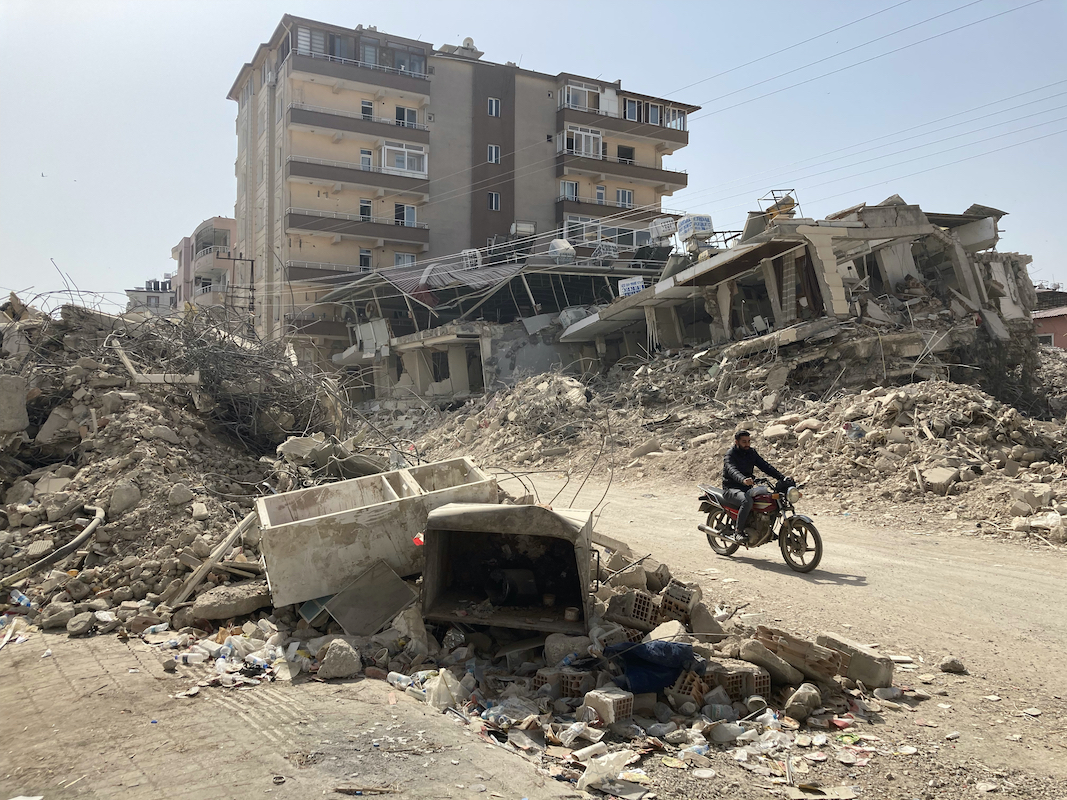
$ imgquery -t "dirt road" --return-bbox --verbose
[520,473,1067,785]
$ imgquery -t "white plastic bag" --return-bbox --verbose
[426,669,468,710]
[576,750,630,791]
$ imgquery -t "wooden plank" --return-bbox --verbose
[169,512,258,606]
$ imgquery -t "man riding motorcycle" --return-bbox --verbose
[723,430,786,540]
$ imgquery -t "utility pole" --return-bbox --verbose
[217,252,256,335]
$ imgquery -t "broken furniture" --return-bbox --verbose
[255,457,496,607]
[421,502,594,635]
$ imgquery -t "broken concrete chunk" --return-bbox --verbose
[33,475,71,498]
[66,611,95,636]
[147,425,180,444]
[628,438,662,459]
[0,375,29,433]
[109,481,141,516]
[40,601,76,629]
[816,632,895,688]
[762,424,792,440]
[739,639,804,685]
[922,467,958,494]
[938,655,967,674]
[190,579,271,620]
[642,620,691,645]
[191,502,209,521]
[168,483,194,505]
[689,603,726,641]
[545,633,592,666]
[316,638,363,679]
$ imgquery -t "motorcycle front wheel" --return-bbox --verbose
[780,518,823,573]
[706,510,740,556]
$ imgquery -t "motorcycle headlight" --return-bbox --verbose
[787,487,801,504]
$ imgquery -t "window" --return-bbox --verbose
[360,149,373,170]
[596,185,606,205]
[488,192,500,211]
[396,106,417,128]
[359,248,372,271]
[382,141,426,175]
[624,98,639,121]
[394,252,417,267]
[648,104,662,125]
[359,199,372,220]
[361,100,374,121]
[487,144,501,164]
[617,145,635,164]
[561,125,602,158]
[329,33,353,60]
[146,295,160,307]
[488,97,500,117]
[565,215,599,244]
[560,180,579,200]
[666,108,687,131]
[616,189,634,209]
[1038,333,1054,346]
[394,49,426,75]
[359,37,378,65]
[563,82,600,111]
[394,203,416,226]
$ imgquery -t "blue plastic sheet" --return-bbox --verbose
[605,641,707,694]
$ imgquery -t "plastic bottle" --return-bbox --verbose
[175,652,207,665]
[215,657,230,674]
[405,684,427,702]
[9,590,32,607]
[572,741,608,762]
[387,671,413,689]
[144,623,169,634]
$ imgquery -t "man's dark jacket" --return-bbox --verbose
[723,445,784,491]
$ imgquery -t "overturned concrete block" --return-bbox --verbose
[739,639,804,686]
[816,632,895,689]
[689,603,726,642]
[922,467,958,495]
[191,579,272,620]
[0,375,29,433]
[1008,499,1034,517]
[317,639,363,679]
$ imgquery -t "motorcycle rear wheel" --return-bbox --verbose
[780,518,823,573]
[706,510,740,556]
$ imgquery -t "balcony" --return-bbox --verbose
[288,103,430,145]
[557,104,688,148]
[290,51,430,98]
[287,156,429,196]
[285,207,430,246]
[556,151,687,191]
[192,283,229,307]
[192,245,232,276]
[285,260,370,282]
[555,195,684,226]
[284,313,350,339]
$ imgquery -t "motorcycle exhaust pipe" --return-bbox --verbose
[697,524,716,534]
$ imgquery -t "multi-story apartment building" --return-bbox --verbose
[170,217,241,311]
[125,276,176,315]
[228,15,697,364]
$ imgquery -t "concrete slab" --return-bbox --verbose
[324,559,417,636]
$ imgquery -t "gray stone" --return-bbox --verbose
[4,480,34,506]
[40,601,76,629]
[100,391,125,415]
[689,603,726,642]
[923,467,959,494]
[147,425,180,445]
[190,534,212,560]
[35,406,74,444]
[112,585,133,603]
[109,481,141,516]
[65,578,92,601]
[66,611,95,636]
[317,638,363,679]
[1008,499,1034,517]
[762,424,792,441]
[0,375,29,433]
[190,580,272,620]
[168,484,194,505]
[191,502,209,522]
[816,632,895,688]
[643,620,692,645]
[739,639,804,685]
[938,655,967,674]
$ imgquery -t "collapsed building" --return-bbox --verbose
[322,192,1040,408]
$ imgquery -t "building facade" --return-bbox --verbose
[171,217,241,311]
[125,277,176,315]
[228,16,697,364]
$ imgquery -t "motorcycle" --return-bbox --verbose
[696,477,823,573]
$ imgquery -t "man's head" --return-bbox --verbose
[734,430,751,449]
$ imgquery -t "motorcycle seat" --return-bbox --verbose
[699,485,742,509]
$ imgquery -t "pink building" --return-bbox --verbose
[1034,306,1067,349]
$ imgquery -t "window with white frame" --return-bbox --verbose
[394,203,416,226]
[359,198,372,220]
[487,144,501,164]
[360,149,373,169]
[624,98,639,122]
[616,188,634,209]
[666,108,687,130]
[596,185,606,205]
[395,106,417,128]
[394,252,417,267]
[565,215,649,249]
[565,215,599,244]
[560,180,579,200]
[361,100,374,120]
[562,82,600,111]
[1037,333,1054,346]
[488,192,500,211]
[648,104,662,125]
[359,248,372,271]
[146,295,160,307]
[560,125,602,158]
[382,141,426,175]
[488,97,501,117]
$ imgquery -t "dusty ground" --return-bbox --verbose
[2,470,1066,800]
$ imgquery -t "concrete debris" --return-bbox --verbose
[316,638,363,679]
[938,655,968,674]
[190,580,272,620]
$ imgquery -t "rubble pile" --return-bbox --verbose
[1035,343,1067,418]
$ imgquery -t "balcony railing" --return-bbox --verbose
[287,155,427,180]
[286,207,429,230]
[557,149,685,174]
[556,195,685,215]
[293,49,429,80]
[195,283,226,296]
[286,260,372,273]
[558,100,688,131]
[289,102,429,131]
[193,245,231,261]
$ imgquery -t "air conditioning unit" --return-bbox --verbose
[548,239,575,265]
[460,249,482,269]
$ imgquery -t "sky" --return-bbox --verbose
[2,0,1065,313]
